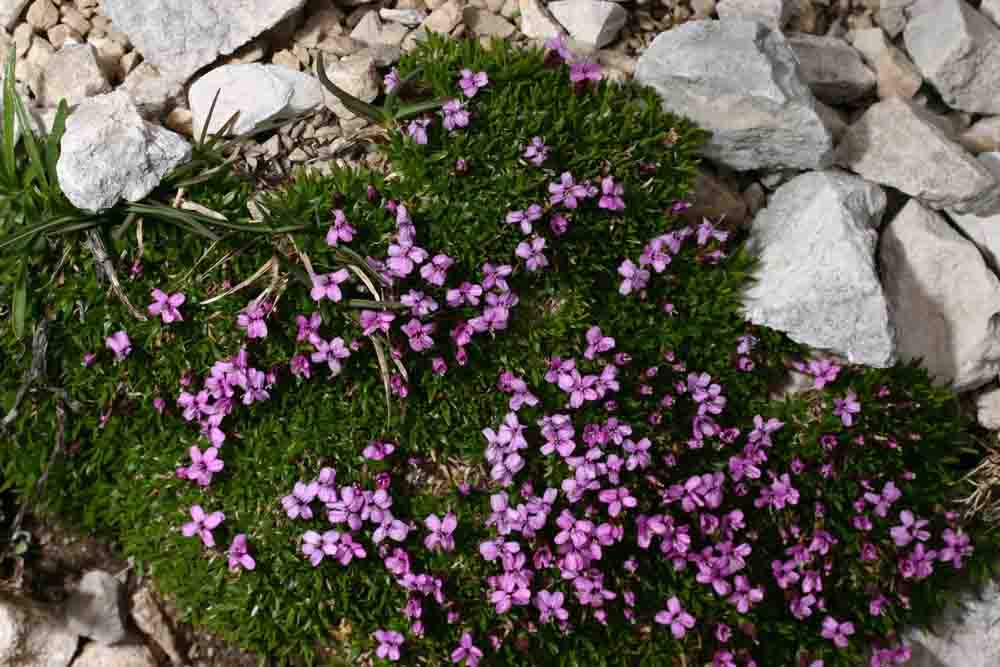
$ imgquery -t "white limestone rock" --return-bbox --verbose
[548,0,627,49]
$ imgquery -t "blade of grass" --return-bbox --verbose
[11,265,26,339]
[0,215,93,250]
[44,101,68,191]
[2,50,17,184]
[198,89,222,147]
[315,53,388,125]
[12,87,49,192]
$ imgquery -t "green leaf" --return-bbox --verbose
[44,100,69,189]
[2,49,18,185]
[391,97,449,121]
[315,53,389,125]
[11,266,26,339]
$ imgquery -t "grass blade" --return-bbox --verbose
[198,89,222,147]
[44,100,69,190]
[2,50,17,184]
[392,97,448,121]
[0,215,92,250]
[12,86,49,192]
[11,266,26,339]
[315,53,388,125]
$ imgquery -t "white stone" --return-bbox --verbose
[0,0,29,31]
[635,20,834,171]
[0,591,78,667]
[25,0,58,31]
[960,116,1000,154]
[422,0,463,34]
[847,27,922,100]
[65,570,127,644]
[33,43,110,107]
[320,54,378,120]
[72,642,157,667]
[905,579,1000,667]
[518,0,564,40]
[350,11,384,45]
[122,62,185,118]
[548,0,626,49]
[130,585,181,666]
[879,0,915,37]
[786,33,876,104]
[189,63,322,137]
[57,90,191,212]
[945,153,1000,274]
[975,385,1000,430]
[294,6,345,47]
[836,97,1000,216]
[379,7,426,25]
[903,0,1000,114]
[880,199,1000,393]
[740,169,894,367]
[983,0,1000,27]
[101,0,308,81]
[716,0,791,30]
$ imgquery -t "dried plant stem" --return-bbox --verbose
[1,316,50,429]
[84,229,146,321]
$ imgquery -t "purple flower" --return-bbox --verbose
[833,389,861,426]
[360,310,396,336]
[598,176,625,211]
[326,209,356,246]
[550,213,569,236]
[420,254,453,286]
[227,534,256,572]
[301,530,340,567]
[236,302,268,339]
[584,326,615,360]
[455,158,468,173]
[458,69,488,97]
[569,61,603,84]
[442,99,470,131]
[310,336,350,375]
[451,632,483,666]
[282,481,319,520]
[149,289,186,323]
[696,219,729,246]
[295,312,322,342]
[821,616,855,649]
[940,528,973,568]
[363,440,396,461]
[402,318,435,352]
[424,512,457,552]
[890,510,930,548]
[516,236,548,272]
[544,35,573,61]
[618,260,649,295]
[310,269,350,303]
[481,263,513,292]
[83,352,97,367]
[793,357,842,389]
[505,204,544,235]
[374,629,404,662]
[597,487,636,517]
[548,172,593,210]
[181,505,224,547]
[446,282,484,308]
[523,136,550,166]
[535,590,568,624]
[177,446,224,487]
[105,330,131,361]
[407,118,431,144]
[654,596,695,638]
[401,290,439,317]
[384,67,401,93]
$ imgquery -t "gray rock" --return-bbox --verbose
[423,0,463,34]
[0,0,29,30]
[976,385,1000,430]
[519,0,565,40]
[65,570,127,644]
[548,0,627,49]
[945,153,1000,274]
[121,63,186,118]
[878,0,916,37]
[635,20,834,171]
[904,578,1000,667]
[983,0,1000,27]
[959,115,1000,154]
[130,585,181,666]
[73,642,157,667]
[379,7,426,25]
[740,169,894,367]
[0,591,78,667]
[189,63,322,137]
[57,91,191,213]
[33,43,110,108]
[847,27,922,100]
[463,7,516,38]
[836,97,1000,215]
[881,199,1000,393]
[716,0,792,31]
[786,33,875,104]
[903,0,1000,114]
[319,54,379,120]
[814,99,848,141]
[101,0,308,81]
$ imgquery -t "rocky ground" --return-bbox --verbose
[2,0,1000,665]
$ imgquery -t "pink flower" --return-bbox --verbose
[890,510,930,548]
[654,596,695,638]
[821,616,855,649]
[618,260,649,295]
[584,326,615,360]
[363,440,396,461]
[310,269,350,303]
[181,505,224,547]
[450,632,483,666]
[326,209,356,246]
[458,69,489,97]
[374,629,404,661]
[227,534,256,572]
[177,446,224,487]
[423,512,457,552]
[598,176,625,211]
[148,289,186,323]
[833,389,861,426]
[105,330,131,361]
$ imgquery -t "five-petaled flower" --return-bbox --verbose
[618,260,649,295]
[450,632,483,666]
[442,99,470,131]
[654,596,696,638]
[890,510,930,548]
[149,289,186,323]
[598,176,625,211]
[516,236,548,272]
[384,67,401,93]
[584,326,615,360]
[833,389,861,426]
[177,446,224,487]
[311,269,351,303]
[105,330,132,361]
[523,136,550,166]
[182,505,224,547]
[236,302,268,339]
[326,209,356,246]
[227,534,256,572]
[282,481,319,520]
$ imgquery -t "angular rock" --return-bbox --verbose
[879,0,916,37]
[25,0,58,31]
[975,385,1000,430]
[33,43,110,107]
[57,91,192,213]
[786,33,876,104]
[379,8,426,26]
[294,6,345,47]
[679,168,749,227]
[131,585,181,666]
[59,6,91,36]
[836,97,1000,215]
[903,0,1000,114]
[635,20,834,171]
[65,570,128,644]
[350,11,383,44]
[814,99,848,141]
[73,642,158,667]
[959,116,1000,154]
[716,0,791,30]
[945,153,1000,273]
[548,0,626,49]
[47,25,83,50]
[101,0,308,81]
[881,199,1000,393]
[847,27,922,100]
[0,591,78,667]
[463,7,516,38]
[0,0,29,31]
[984,0,1000,27]
[319,54,378,120]
[740,169,894,367]
[189,63,322,136]
[423,0,463,34]
[519,0,565,40]
[122,63,185,118]
[904,579,1000,666]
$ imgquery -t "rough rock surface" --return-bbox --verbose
[740,169,894,367]
[716,0,791,30]
[786,33,876,105]
[975,385,1000,430]
[130,585,181,666]
[959,116,1000,154]
[65,570,127,644]
[847,27,922,100]
[319,53,379,120]
[548,0,626,49]
[189,63,322,136]
[72,641,158,667]
[0,0,29,31]
[635,20,834,171]
[905,579,1000,667]
[0,592,78,667]
[903,0,1000,114]
[836,97,1000,216]
[121,63,186,118]
[57,91,192,213]
[945,153,1000,274]
[880,199,1000,393]
[100,0,308,81]
[519,0,565,40]
[33,43,110,107]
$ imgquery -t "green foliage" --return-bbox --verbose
[1,34,998,667]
